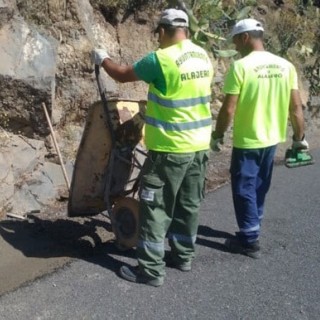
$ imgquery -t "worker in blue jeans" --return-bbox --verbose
[230,146,276,246]
[211,18,309,259]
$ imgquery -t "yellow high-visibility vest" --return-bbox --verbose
[145,39,213,153]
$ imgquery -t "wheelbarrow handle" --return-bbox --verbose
[94,64,115,144]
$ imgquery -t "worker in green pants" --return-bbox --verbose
[137,150,208,283]
[92,8,213,287]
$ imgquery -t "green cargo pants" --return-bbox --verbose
[137,149,209,280]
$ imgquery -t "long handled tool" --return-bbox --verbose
[42,102,70,190]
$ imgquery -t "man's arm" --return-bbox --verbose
[214,94,238,137]
[210,94,238,151]
[92,48,139,83]
[101,58,139,83]
[289,89,305,141]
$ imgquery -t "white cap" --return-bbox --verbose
[230,18,264,37]
[157,8,189,28]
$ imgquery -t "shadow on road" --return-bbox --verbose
[196,225,233,252]
[0,216,233,279]
[0,215,111,258]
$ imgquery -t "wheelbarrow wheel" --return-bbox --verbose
[111,197,139,250]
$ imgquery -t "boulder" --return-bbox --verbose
[0,14,58,137]
[0,134,73,215]
[0,0,15,27]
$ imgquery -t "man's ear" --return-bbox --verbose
[241,32,250,44]
[159,27,165,38]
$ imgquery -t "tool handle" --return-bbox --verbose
[94,65,115,144]
[42,102,70,190]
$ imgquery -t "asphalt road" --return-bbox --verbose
[0,149,319,320]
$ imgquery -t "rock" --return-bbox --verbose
[9,135,45,178]
[42,161,73,188]
[10,183,42,214]
[0,133,72,215]
[0,14,58,136]
[310,96,320,107]
[25,170,57,206]
[0,0,15,27]
[0,152,15,211]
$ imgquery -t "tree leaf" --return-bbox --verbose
[213,49,238,58]
[236,6,252,20]
[201,30,226,41]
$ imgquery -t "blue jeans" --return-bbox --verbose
[230,145,276,244]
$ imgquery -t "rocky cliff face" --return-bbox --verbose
[0,0,160,217]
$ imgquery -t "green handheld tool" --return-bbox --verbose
[285,148,315,168]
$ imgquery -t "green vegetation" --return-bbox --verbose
[176,0,320,97]
[95,0,319,99]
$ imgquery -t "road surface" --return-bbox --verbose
[0,149,319,320]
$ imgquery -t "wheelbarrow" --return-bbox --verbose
[68,65,146,250]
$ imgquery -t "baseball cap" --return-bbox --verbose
[230,18,264,37]
[156,8,189,30]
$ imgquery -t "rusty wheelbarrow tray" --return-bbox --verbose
[68,65,146,249]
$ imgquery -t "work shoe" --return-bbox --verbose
[224,238,261,259]
[119,265,163,287]
[164,252,192,272]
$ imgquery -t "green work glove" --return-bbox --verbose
[210,131,224,152]
[291,134,309,151]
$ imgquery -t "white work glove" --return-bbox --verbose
[291,134,309,150]
[92,48,110,66]
[210,131,224,152]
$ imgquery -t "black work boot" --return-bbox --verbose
[164,251,192,272]
[224,238,261,259]
[119,265,164,287]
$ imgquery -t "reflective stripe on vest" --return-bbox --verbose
[148,92,211,108]
[145,115,212,131]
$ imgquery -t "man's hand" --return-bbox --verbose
[92,48,110,66]
[210,131,224,152]
[292,134,309,150]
